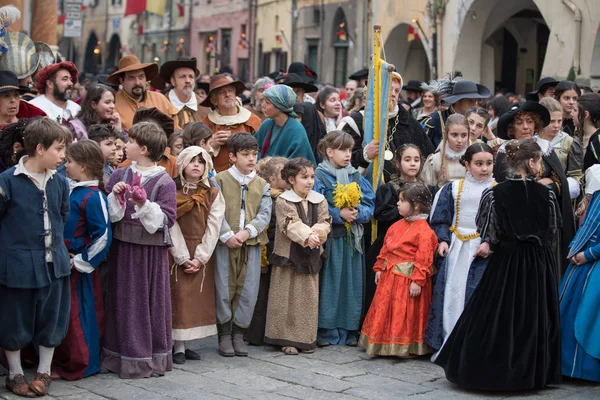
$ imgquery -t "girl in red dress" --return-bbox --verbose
[359,183,438,357]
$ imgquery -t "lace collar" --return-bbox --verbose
[444,146,466,160]
[405,213,429,222]
[464,171,495,185]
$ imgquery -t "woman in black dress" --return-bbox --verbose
[435,139,561,391]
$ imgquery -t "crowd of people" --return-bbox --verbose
[0,19,600,398]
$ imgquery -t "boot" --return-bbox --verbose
[232,324,248,357]
[217,323,235,357]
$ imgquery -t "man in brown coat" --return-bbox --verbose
[201,74,262,172]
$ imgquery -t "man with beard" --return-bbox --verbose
[29,62,81,124]
[106,55,179,132]
[156,56,210,127]
[200,74,262,172]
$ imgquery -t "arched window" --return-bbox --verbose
[333,8,348,88]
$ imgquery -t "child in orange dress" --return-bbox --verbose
[359,183,438,357]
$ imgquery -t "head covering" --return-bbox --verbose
[497,101,551,140]
[133,107,175,138]
[96,74,119,91]
[0,70,28,94]
[525,77,559,102]
[264,85,298,118]
[196,79,209,93]
[402,80,423,92]
[391,71,404,90]
[0,32,39,80]
[349,68,369,81]
[34,42,56,69]
[282,73,318,93]
[34,61,79,94]
[199,73,246,108]
[154,56,199,91]
[106,55,158,85]
[442,80,491,105]
[176,146,213,190]
[288,62,317,84]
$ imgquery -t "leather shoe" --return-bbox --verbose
[184,349,201,360]
[5,374,36,398]
[29,372,52,396]
[317,340,330,348]
[173,352,186,364]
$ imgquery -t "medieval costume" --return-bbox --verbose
[421,147,466,188]
[435,177,562,390]
[545,131,584,198]
[29,62,81,124]
[584,128,600,171]
[293,102,327,163]
[264,189,330,351]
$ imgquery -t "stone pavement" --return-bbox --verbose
[1,337,598,400]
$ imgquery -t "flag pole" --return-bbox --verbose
[372,24,382,188]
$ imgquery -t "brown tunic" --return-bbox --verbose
[169,185,220,340]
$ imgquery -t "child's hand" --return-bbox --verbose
[474,242,491,258]
[375,271,382,285]
[570,252,587,266]
[235,229,250,243]
[409,282,422,297]
[307,233,321,249]
[129,186,147,206]
[226,235,243,248]
[340,207,358,223]
[437,242,449,257]
[184,259,202,274]
[113,182,128,194]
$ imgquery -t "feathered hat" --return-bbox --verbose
[420,71,463,99]
[0,7,41,80]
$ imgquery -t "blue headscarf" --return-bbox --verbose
[264,84,298,118]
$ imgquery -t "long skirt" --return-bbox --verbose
[53,270,104,380]
[317,236,364,344]
[102,240,173,379]
[359,269,432,357]
[264,267,319,350]
[560,261,600,382]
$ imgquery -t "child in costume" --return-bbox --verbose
[559,165,600,382]
[0,119,72,397]
[465,107,491,144]
[53,140,112,380]
[435,139,561,390]
[359,183,437,357]
[168,146,225,364]
[313,131,375,346]
[102,121,177,378]
[265,158,331,355]
[246,156,288,346]
[214,133,272,357]
[421,114,469,187]
[425,143,495,354]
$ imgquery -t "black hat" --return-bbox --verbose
[288,62,317,84]
[95,74,120,91]
[402,80,424,92]
[442,80,491,105]
[497,101,551,140]
[133,107,175,139]
[0,70,28,94]
[349,68,368,81]
[195,79,209,93]
[282,73,318,93]
[525,77,559,102]
[268,70,284,81]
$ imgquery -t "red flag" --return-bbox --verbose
[407,26,419,42]
[177,3,184,17]
[125,0,147,17]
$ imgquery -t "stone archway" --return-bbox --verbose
[84,32,101,75]
[106,34,122,71]
[449,0,550,94]
[384,23,430,82]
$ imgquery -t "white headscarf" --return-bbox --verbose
[176,146,213,193]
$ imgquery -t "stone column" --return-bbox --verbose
[31,0,57,45]
[0,0,24,32]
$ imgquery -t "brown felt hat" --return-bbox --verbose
[106,55,158,85]
[199,74,246,108]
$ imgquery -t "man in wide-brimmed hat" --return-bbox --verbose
[107,55,179,132]
[29,61,81,124]
[282,73,317,103]
[348,68,368,87]
[402,80,424,109]
[200,74,262,172]
[525,77,559,102]
[157,56,209,128]
[421,78,491,148]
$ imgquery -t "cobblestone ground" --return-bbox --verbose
[1,336,598,400]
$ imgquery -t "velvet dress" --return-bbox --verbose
[434,177,562,391]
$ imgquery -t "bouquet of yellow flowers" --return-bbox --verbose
[332,182,363,234]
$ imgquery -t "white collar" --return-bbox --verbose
[207,106,252,126]
[444,146,466,160]
[228,164,257,185]
[405,213,429,222]
[68,179,100,193]
[464,171,495,185]
[279,189,325,204]
[29,95,80,121]
[168,90,198,112]
[547,131,568,147]
[533,136,553,156]
[131,161,165,178]
[14,156,56,180]
[388,105,399,119]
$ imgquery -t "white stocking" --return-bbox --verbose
[5,350,23,379]
[37,346,55,375]
[174,340,186,355]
